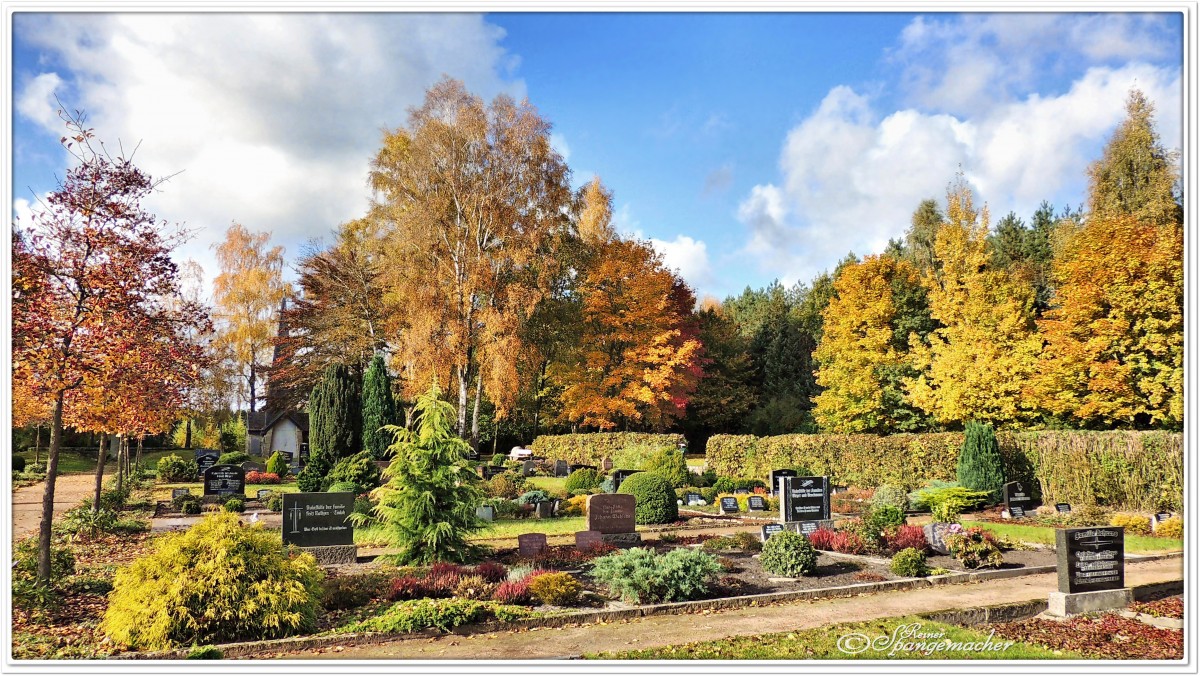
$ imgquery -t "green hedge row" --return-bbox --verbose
[529,433,685,466]
[705,431,1181,512]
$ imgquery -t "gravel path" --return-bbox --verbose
[11,473,98,542]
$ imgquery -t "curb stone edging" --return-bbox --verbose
[111,551,1183,660]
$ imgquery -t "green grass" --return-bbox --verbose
[353,516,594,547]
[962,520,1182,554]
[17,448,181,474]
[524,476,568,495]
[589,615,1080,660]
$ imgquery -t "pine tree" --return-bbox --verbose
[301,364,362,490]
[956,421,1005,504]
[358,383,484,564]
[361,354,397,459]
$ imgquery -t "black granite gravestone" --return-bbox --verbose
[1056,526,1124,594]
[282,492,355,547]
[685,492,704,506]
[1056,503,1072,514]
[719,496,740,514]
[202,465,246,497]
[171,488,190,500]
[554,460,570,478]
[748,495,767,511]
[769,469,798,495]
[780,476,830,522]
[1004,481,1035,516]
[194,449,219,472]
[761,523,785,542]
[611,469,641,491]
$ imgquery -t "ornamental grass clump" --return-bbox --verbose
[101,512,323,651]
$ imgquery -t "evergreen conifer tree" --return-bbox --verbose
[956,421,1005,504]
[361,354,397,459]
[300,364,362,490]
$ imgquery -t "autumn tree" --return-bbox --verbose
[905,177,1041,427]
[12,110,209,583]
[267,218,389,412]
[678,299,757,446]
[212,222,289,414]
[369,77,571,444]
[813,254,933,433]
[1034,90,1183,429]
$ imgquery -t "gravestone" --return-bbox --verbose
[203,465,246,498]
[256,489,273,500]
[242,461,265,473]
[601,457,614,471]
[780,476,830,522]
[554,460,570,478]
[769,469,797,495]
[481,465,507,480]
[760,523,785,542]
[194,450,219,472]
[518,533,548,557]
[795,520,820,536]
[535,501,554,519]
[1155,511,1173,523]
[747,495,768,511]
[1009,505,1026,519]
[475,504,495,522]
[521,460,537,477]
[276,450,294,465]
[1003,481,1034,517]
[298,443,310,466]
[733,488,749,495]
[585,494,641,546]
[1050,526,1129,616]
[1056,503,1073,514]
[611,469,641,491]
[719,496,740,514]
[282,492,357,564]
[923,523,953,555]
[684,492,704,506]
[575,530,604,551]
[171,488,191,500]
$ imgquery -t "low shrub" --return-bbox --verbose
[473,562,508,583]
[296,464,323,492]
[589,547,722,604]
[484,473,526,500]
[642,448,690,488]
[830,531,867,555]
[13,455,27,472]
[216,451,250,466]
[265,493,283,512]
[222,498,245,513]
[481,497,523,520]
[245,471,281,485]
[910,483,990,522]
[327,480,363,494]
[454,574,496,600]
[1156,516,1183,539]
[266,451,290,477]
[59,506,118,539]
[890,548,930,577]
[558,495,588,517]
[516,489,552,506]
[599,477,617,494]
[616,472,678,525]
[179,498,202,515]
[831,487,876,515]
[943,527,1003,569]
[564,468,603,493]
[863,505,907,544]
[324,451,382,492]
[701,535,736,552]
[712,477,735,494]
[491,579,533,605]
[185,645,223,660]
[341,598,532,634]
[527,572,583,606]
[1110,513,1152,535]
[883,525,929,554]
[156,454,198,482]
[871,484,909,511]
[13,536,75,592]
[387,575,428,601]
[322,574,377,610]
[807,527,837,551]
[759,530,818,577]
[101,512,324,650]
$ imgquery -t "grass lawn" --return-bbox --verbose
[589,615,1079,660]
[963,520,1182,555]
[524,476,568,495]
[354,515,595,547]
[17,448,181,474]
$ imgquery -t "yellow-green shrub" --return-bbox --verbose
[1155,516,1183,539]
[530,433,684,466]
[558,495,589,517]
[527,572,583,606]
[102,512,324,651]
[1110,513,1152,535]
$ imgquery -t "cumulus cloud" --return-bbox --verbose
[618,206,713,292]
[737,63,1181,285]
[13,13,523,279]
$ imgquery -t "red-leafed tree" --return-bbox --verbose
[12,109,210,584]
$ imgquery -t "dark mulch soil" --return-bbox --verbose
[988,613,1183,660]
[925,546,1057,572]
[1128,596,1184,619]
[698,550,899,597]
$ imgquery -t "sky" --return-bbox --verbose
[10,10,1184,302]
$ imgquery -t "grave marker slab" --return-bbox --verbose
[1056,526,1125,594]
[518,533,548,557]
[1056,503,1073,514]
[611,469,641,491]
[241,461,265,473]
[1155,512,1173,523]
[923,523,954,555]
[780,476,830,522]
[769,469,797,495]
[1004,481,1035,516]
[298,444,310,466]
[585,494,636,534]
[481,465,507,480]
[684,492,704,506]
[553,460,570,478]
[476,504,495,522]
[760,523,785,542]
[521,460,537,477]
[256,489,273,500]
[719,496,740,514]
[171,488,191,500]
[601,457,614,471]
[747,495,768,511]
[575,530,604,551]
[203,465,246,497]
[733,488,750,495]
[194,450,219,472]
[282,492,355,548]
[1009,505,1026,519]
[794,520,821,536]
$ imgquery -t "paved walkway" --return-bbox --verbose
[264,557,1183,660]
[11,474,97,541]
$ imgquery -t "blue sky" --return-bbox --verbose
[11,11,1184,301]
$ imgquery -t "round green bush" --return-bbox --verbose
[222,498,245,513]
[265,451,290,477]
[642,449,690,488]
[216,451,250,466]
[712,477,735,494]
[890,547,930,577]
[101,513,324,650]
[616,472,678,524]
[180,498,201,515]
[323,451,382,492]
[871,484,909,512]
[156,454,198,483]
[13,455,26,472]
[760,530,818,577]
[327,480,362,494]
[296,464,324,492]
[564,468,602,493]
[265,493,284,512]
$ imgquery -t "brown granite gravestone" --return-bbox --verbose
[586,494,636,534]
[518,532,548,557]
[575,530,604,551]
[601,457,614,471]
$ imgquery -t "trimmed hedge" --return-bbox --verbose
[706,431,1181,512]
[530,433,685,466]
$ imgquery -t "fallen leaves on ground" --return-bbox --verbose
[1128,597,1183,619]
[989,613,1182,660]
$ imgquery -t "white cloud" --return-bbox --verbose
[737,63,1181,285]
[550,132,570,162]
[16,72,64,132]
[649,234,713,291]
[13,13,523,282]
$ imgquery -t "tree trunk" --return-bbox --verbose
[184,418,192,450]
[34,424,42,465]
[249,361,257,415]
[38,390,65,585]
[471,369,483,450]
[135,436,143,469]
[92,432,107,514]
[115,435,124,495]
[456,363,469,438]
